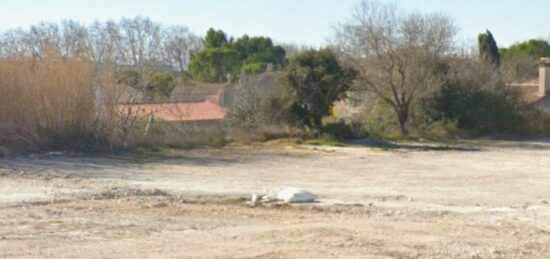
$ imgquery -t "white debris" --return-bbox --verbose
[249,193,263,206]
[276,187,317,203]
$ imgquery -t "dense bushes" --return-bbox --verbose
[424,82,520,134]
[321,120,364,140]
[500,39,550,81]
[227,74,286,128]
[423,79,550,136]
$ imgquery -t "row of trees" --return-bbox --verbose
[0,17,291,103]
[478,28,550,81]
[501,39,550,81]
[0,17,202,73]
[269,0,548,137]
[2,0,548,152]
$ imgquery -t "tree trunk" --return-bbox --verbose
[396,109,408,135]
[312,116,323,133]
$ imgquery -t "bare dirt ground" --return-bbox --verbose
[1,140,550,258]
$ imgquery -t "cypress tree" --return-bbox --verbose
[478,30,500,67]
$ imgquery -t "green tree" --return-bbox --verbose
[279,49,357,130]
[500,39,550,58]
[189,48,241,83]
[146,72,176,100]
[117,70,141,88]
[204,28,228,48]
[189,29,286,83]
[500,39,550,80]
[478,30,500,67]
[233,35,286,71]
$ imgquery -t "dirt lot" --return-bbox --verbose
[1,140,550,258]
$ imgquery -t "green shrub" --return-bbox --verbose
[424,82,527,135]
[279,49,357,130]
[322,120,364,140]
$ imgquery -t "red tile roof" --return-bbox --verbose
[117,101,226,122]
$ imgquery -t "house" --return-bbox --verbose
[114,72,282,124]
[509,58,550,112]
[117,101,226,123]
[170,71,282,108]
[107,81,227,124]
[170,82,228,105]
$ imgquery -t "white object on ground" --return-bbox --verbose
[249,193,263,206]
[276,187,317,203]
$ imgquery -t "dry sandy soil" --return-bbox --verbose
[1,140,550,258]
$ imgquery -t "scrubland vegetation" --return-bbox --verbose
[1,0,550,154]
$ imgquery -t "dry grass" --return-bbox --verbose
[0,48,114,150]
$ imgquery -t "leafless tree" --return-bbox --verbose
[88,20,126,65]
[501,53,538,83]
[228,74,280,128]
[27,22,63,58]
[162,26,202,73]
[0,17,202,73]
[119,16,162,70]
[0,29,30,58]
[280,43,309,59]
[60,20,91,58]
[332,0,457,133]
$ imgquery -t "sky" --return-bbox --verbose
[0,0,548,48]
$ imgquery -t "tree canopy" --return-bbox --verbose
[279,49,357,130]
[189,28,286,83]
[204,28,229,48]
[500,39,550,81]
[333,0,456,134]
[500,39,550,59]
[478,30,500,67]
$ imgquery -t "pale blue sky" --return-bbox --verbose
[0,0,548,48]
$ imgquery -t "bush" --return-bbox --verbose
[321,120,365,140]
[146,72,176,101]
[424,82,530,135]
[227,74,286,129]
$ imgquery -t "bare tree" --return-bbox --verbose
[60,20,91,58]
[333,0,457,133]
[228,74,281,128]
[88,20,126,66]
[0,17,201,73]
[162,26,202,73]
[119,16,162,70]
[0,29,30,58]
[27,22,63,58]
[501,53,538,83]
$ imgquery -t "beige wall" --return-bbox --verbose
[539,58,550,97]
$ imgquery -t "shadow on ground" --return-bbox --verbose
[350,138,482,152]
